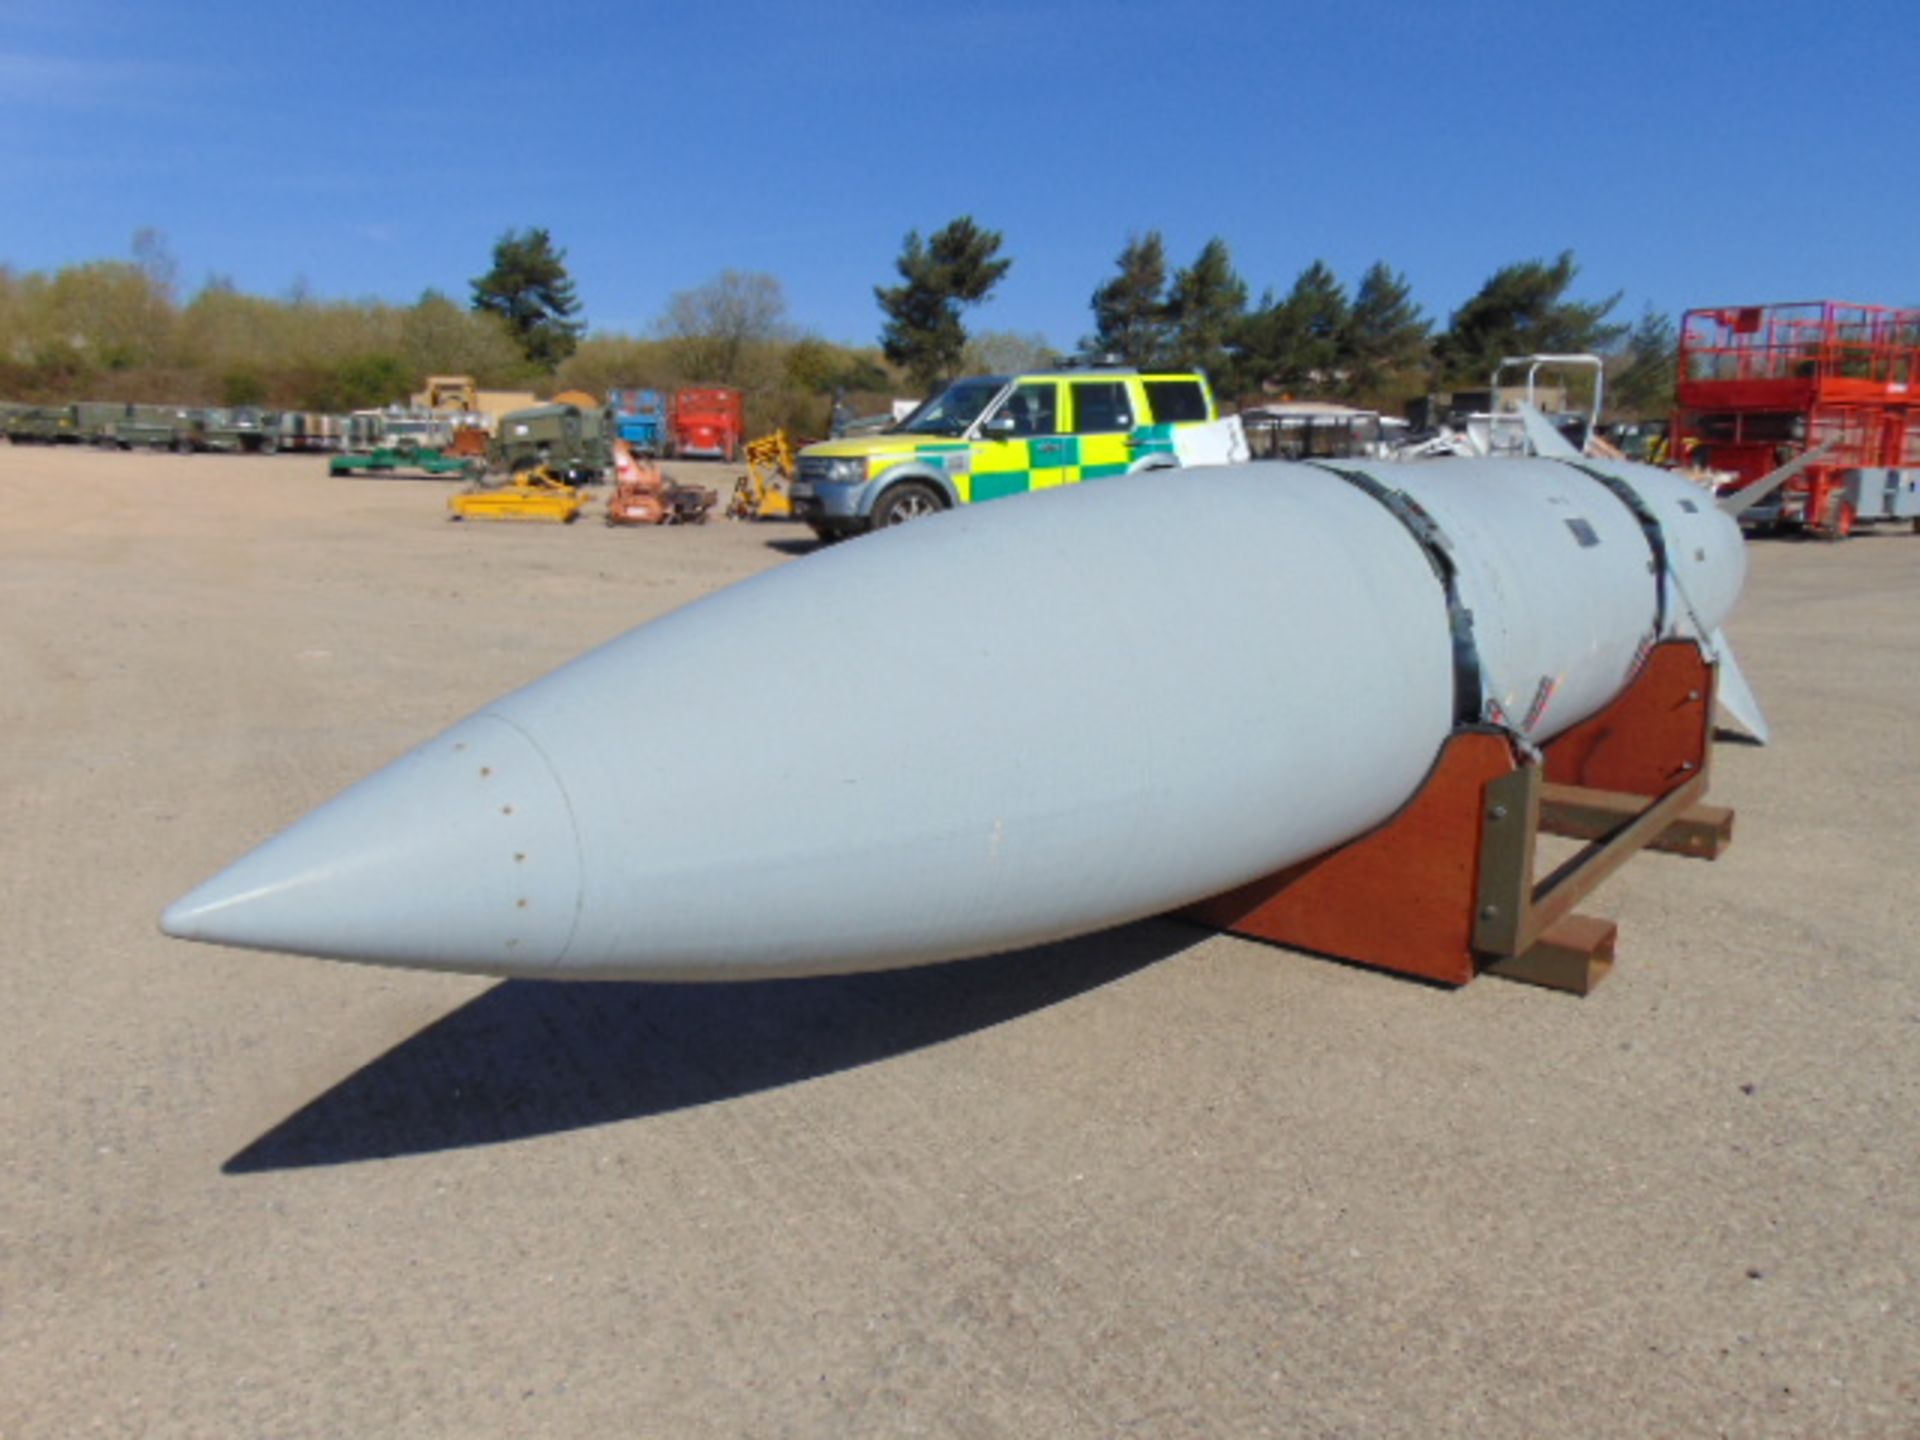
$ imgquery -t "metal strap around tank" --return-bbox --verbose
[1552,460,1670,636]
[1304,463,1490,728]
[1563,459,1738,665]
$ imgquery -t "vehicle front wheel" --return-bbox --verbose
[871,481,943,528]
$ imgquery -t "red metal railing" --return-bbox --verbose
[1679,301,1920,392]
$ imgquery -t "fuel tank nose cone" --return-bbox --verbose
[161,713,583,975]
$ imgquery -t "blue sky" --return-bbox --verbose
[2,0,1914,350]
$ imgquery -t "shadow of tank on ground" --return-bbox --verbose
[224,918,1199,1172]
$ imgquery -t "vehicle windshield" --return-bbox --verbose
[896,377,1007,436]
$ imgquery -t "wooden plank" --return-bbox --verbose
[1183,729,1519,986]
[1540,782,1735,859]
[1523,772,1708,947]
[1483,913,1617,995]
[1541,641,1713,796]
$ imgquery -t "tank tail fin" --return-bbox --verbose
[1708,628,1769,745]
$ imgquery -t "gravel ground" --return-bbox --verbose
[2,445,1915,1438]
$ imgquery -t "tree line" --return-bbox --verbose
[877,217,1678,417]
[0,229,896,437]
[0,223,1681,433]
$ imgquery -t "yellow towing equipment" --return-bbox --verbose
[448,468,583,524]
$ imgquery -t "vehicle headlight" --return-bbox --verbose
[825,457,867,484]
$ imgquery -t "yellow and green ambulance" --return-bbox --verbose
[791,368,1218,538]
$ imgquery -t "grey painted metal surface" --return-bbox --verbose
[1706,628,1770,744]
[1715,436,1839,517]
[1842,467,1920,520]
[162,454,1752,982]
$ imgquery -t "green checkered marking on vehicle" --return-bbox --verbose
[973,471,1031,503]
[1128,423,1176,459]
[1080,463,1130,480]
[1030,436,1077,468]
[914,442,970,473]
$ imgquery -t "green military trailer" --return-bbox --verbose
[118,403,195,450]
[5,405,78,444]
[73,402,129,445]
[71,401,194,450]
[489,402,613,485]
[190,407,281,454]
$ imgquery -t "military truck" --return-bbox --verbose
[489,401,613,484]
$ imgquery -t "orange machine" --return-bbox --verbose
[605,442,716,526]
[1675,302,1920,537]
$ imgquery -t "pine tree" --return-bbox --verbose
[1284,260,1349,392]
[470,227,584,369]
[1163,238,1247,392]
[1435,251,1623,386]
[875,216,1012,392]
[1233,260,1349,398]
[1086,231,1169,367]
[1345,261,1430,405]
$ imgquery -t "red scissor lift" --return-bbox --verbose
[1675,301,1920,537]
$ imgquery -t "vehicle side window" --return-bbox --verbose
[1144,380,1208,424]
[1071,382,1133,434]
[1002,382,1058,436]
